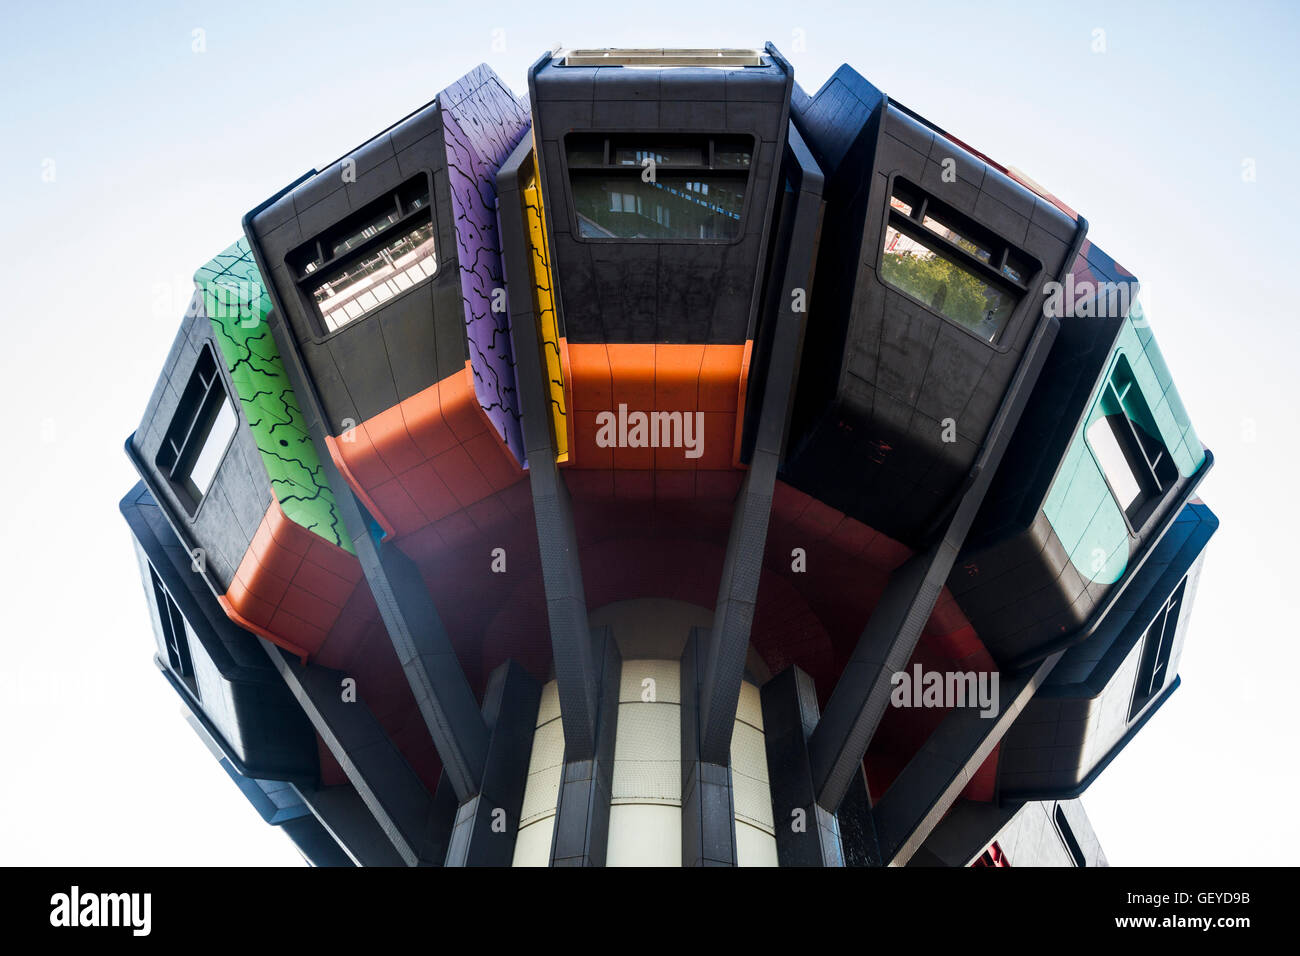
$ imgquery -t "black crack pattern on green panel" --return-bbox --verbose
[197,239,355,553]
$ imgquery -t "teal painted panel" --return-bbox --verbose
[1044,298,1204,584]
[1048,448,1112,559]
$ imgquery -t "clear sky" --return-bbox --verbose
[1,0,1295,866]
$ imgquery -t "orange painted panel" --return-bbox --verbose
[326,362,525,539]
[220,497,365,662]
[564,342,750,476]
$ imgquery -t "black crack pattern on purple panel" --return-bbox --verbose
[440,65,531,467]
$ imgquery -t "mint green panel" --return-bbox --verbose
[1044,299,1203,584]
[195,240,355,554]
[1043,440,1102,555]
[1114,301,1203,477]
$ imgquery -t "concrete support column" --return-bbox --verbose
[872,652,1063,866]
[549,627,621,866]
[760,666,844,866]
[260,641,451,866]
[444,661,542,866]
[681,629,738,867]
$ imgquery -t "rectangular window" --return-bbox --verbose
[150,566,197,694]
[879,177,1038,344]
[1085,355,1179,528]
[566,134,751,241]
[1129,579,1185,719]
[1054,805,1087,867]
[289,175,437,333]
[559,49,766,68]
[155,345,238,516]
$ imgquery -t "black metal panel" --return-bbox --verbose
[996,502,1218,799]
[246,104,464,436]
[129,305,270,592]
[957,451,1213,669]
[529,46,794,345]
[947,241,1206,667]
[806,234,1070,813]
[120,481,317,780]
[785,89,1079,548]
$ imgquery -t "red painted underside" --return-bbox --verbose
[231,357,1003,806]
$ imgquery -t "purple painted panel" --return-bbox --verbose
[440,64,531,466]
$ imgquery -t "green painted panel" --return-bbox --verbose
[195,239,354,554]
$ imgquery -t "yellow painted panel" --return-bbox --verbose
[522,153,568,463]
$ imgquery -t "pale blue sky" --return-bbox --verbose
[1,0,1295,865]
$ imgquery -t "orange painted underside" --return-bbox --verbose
[326,360,524,540]
[562,339,751,473]
[218,496,365,661]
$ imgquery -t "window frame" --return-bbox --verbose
[1128,578,1185,720]
[1053,804,1087,867]
[154,343,239,519]
[1083,353,1179,535]
[561,130,757,245]
[877,174,1041,350]
[149,565,198,698]
[286,171,441,341]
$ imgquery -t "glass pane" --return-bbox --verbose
[612,143,705,167]
[880,224,1015,341]
[1086,415,1143,510]
[922,212,994,264]
[1002,251,1033,285]
[329,202,403,261]
[566,136,606,167]
[186,398,237,498]
[312,217,438,332]
[889,194,914,216]
[572,173,744,239]
[889,181,921,217]
[713,138,753,169]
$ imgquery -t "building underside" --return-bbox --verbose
[119,46,1217,866]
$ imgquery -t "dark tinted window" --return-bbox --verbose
[150,566,197,694]
[566,134,752,241]
[1129,579,1185,719]
[572,174,745,240]
[156,346,237,516]
[1086,355,1179,528]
